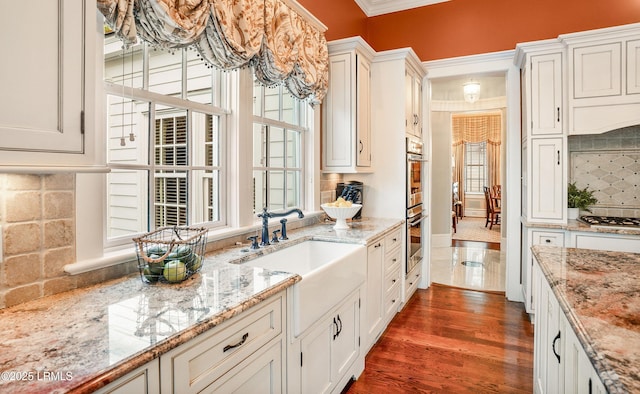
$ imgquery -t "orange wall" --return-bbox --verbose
[299,0,640,61]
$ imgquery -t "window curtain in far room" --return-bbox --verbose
[97,0,329,104]
[451,113,502,199]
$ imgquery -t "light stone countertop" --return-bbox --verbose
[0,217,403,393]
[522,218,640,236]
[531,245,640,394]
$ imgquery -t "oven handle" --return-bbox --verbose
[407,155,428,162]
[408,215,426,227]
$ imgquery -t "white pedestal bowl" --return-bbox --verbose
[321,203,362,229]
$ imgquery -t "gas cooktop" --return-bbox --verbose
[579,215,640,228]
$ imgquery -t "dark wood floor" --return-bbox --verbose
[346,284,534,394]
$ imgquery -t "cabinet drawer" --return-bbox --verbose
[531,230,565,247]
[384,247,401,276]
[383,281,401,318]
[160,294,283,394]
[384,227,402,253]
[384,261,401,297]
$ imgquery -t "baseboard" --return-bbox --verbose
[432,233,451,248]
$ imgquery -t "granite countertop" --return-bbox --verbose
[531,245,640,393]
[0,217,403,393]
[522,218,640,236]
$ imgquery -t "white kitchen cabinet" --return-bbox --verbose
[297,289,360,394]
[405,67,423,138]
[530,53,563,136]
[323,37,375,173]
[159,293,284,394]
[530,138,565,222]
[570,232,640,253]
[364,225,403,353]
[515,41,567,225]
[0,0,103,170]
[404,260,421,304]
[534,256,607,394]
[533,259,562,394]
[364,238,384,352]
[523,229,565,315]
[561,23,640,134]
[94,359,160,394]
[562,313,607,394]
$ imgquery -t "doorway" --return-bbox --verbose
[423,51,522,301]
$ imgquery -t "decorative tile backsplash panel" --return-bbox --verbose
[569,126,640,217]
[570,151,640,208]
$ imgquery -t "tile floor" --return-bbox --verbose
[430,244,506,293]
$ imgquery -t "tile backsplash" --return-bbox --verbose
[0,172,345,309]
[569,125,640,217]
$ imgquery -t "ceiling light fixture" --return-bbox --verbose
[463,81,481,103]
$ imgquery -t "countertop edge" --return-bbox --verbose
[531,246,628,394]
[70,274,301,394]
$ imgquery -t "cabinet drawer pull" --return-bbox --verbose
[545,239,551,243]
[551,330,561,363]
[337,314,342,336]
[588,378,592,394]
[359,140,364,154]
[392,279,396,284]
[557,150,560,165]
[557,107,560,123]
[374,242,382,248]
[333,317,338,340]
[223,333,249,353]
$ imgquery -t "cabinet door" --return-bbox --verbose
[203,340,283,394]
[531,53,563,135]
[531,138,564,220]
[627,39,640,95]
[0,0,85,153]
[300,320,333,394]
[534,261,562,394]
[332,293,360,381]
[405,70,422,137]
[561,313,607,394]
[365,240,384,350]
[325,52,355,168]
[573,43,621,99]
[93,359,160,394]
[356,53,372,167]
[412,74,423,137]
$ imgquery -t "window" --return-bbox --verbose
[252,78,307,213]
[464,141,487,193]
[104,36,227,242]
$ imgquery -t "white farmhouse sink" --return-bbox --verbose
[244,240,366,336]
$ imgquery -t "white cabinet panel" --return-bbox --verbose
[531,53,563,135]
[323,38,374,173]
[531,138,564,221]
[364,239,384,351]
[94,359,160,394]
[627,39,640,94]
[572,43,621,99]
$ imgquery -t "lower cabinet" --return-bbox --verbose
[159,293,285,393]
[292,288,362,394]
[404,259,421,304]
[533,257,607,394]
[523,228,565,315]
[561,313,607,394]
[93,359,160,394]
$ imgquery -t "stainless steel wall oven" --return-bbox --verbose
[406,137,426,275]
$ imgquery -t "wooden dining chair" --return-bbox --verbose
[483,186,501,229]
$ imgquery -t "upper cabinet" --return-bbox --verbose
[530,52,563,136]
[515,40,567,223]
[0,0,104,171]
[561,23,640,135]
[323,37,375,173]
[405,65,423,138]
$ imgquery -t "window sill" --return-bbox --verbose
[65,210,324,275]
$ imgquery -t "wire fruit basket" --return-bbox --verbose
[133,226,208,284]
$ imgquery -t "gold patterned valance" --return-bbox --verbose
[452,113,502,146]
[97,0,328,104]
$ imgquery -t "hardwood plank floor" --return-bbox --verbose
[346,284,534,394]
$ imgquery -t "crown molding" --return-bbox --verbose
[354,0,450,17]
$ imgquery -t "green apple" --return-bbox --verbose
[187,254,203,272]
[163,260,187,283]
[142,266,159,282]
